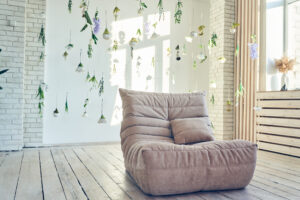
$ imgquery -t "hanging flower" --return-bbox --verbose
[36,84,45,115]
[89,74,98,90]
[275,56,296,74]
[40,52,45,61]
[76,62,84,72]
[65,95,69,113]
[68,0,72,13]
[112,40,119,51]
[174,0,183,24]
[210,94,215,105]
[98,74,104,96]
[197,53,207,63]
[98,114,107,124]
[208,33,218,48]
[87,41,93,58]
[248,43,258,60]
[82,111,88,118]
[38,25,46,46]
[113,6,120,21]
[175,45,181,61]
[66,43,74,50]
[144,22,151,35]
[230,22,239,34]
[218,56,226,63]
[63,51,69,61]
[198,25,205,36]
[138,0,147,14]
[193,60,197,68]
[83,98,89,108]
[103,28,111,40]
[235,82,244,106]
[93,10,100,34]
[157,0,165,21]
[53,108,59,117]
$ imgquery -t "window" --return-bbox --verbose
[265,0,300,90]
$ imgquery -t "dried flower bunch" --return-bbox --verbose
[275,56,296,74]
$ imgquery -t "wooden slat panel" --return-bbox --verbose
[256,109,300,118]
[258,142,300,157]
[257,100,300,108]
[257,91,300,99]
[257,125,300,138]
[257,117,300,128]
[257,133,300,147]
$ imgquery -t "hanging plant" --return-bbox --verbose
[53,108,59,117]
[197,53,207,63]
[129,37,138,58]
[98,99,107,124]
[98,74,104,96]
[198,25,205,36]
[38,25,46,46]
[226,99,232,112]
[193,60,197,69]
[112,40,119,51]
[63,32,74,61]
[208,33,218,48]
[87,41,93,58]
[36,84,45,115]
[210,94,215,105]
[152,57,155,68]
[82,111,88,118]
[230,22,240,34]
[218,56,226,64]
[136,28,142,40]
[40,52,45,61]
[235,44,239,56]
[144,22,151,35]
[151,22,160,39]
[65,94,69,112]
[157,0,164,21]
[174,0,183,24]
[235,82,244,106]
[248,34,258,60]
[113,6,120,21]
[63,51,68,60]
[83,98,89,108]
[112,59,119,74]
[89,74,98,90]
[67,43,74,50]
[68,0,72,13]
[93,9,100,34]
[0,69,9,90]
[86,71,91,81]
[76,50,84,72]
[103,11,111,40]
[175,45,181,61]
[138,0,147,15]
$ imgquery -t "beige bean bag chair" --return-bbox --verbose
[119,89,257,196]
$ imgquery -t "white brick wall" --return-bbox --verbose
[0,0,45,150]
[0,0,26,151]
[23,0,46,147]
[209,0,235,140]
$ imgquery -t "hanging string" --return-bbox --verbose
[101,98,104,115]
[69,30,72,44]
[105,10,108,28]
[80,49,82,62]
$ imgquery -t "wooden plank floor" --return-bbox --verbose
[0,143,300,200]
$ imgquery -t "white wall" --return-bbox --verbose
[44,0,210,144]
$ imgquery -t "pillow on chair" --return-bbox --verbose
[171,118,214,144]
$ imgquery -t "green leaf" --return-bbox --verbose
[68,0,72,13]
[0,69,9,75]
[84,11,92,25]
[81,24,88,32]
[65,98,69,112]
[92,33,98,45]
[141,2,147,8]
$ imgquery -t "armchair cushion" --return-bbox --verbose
[171,117,214,144]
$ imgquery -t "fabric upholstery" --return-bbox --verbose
[171,117,214,144]
[119,88,257,196]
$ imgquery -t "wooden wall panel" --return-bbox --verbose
[234,0,259,143]
[256,91,300,157]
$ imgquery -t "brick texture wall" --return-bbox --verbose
[0,0,26,151]
[209,0,235,140]
[23,0,46,147]
[0,0,45,150]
